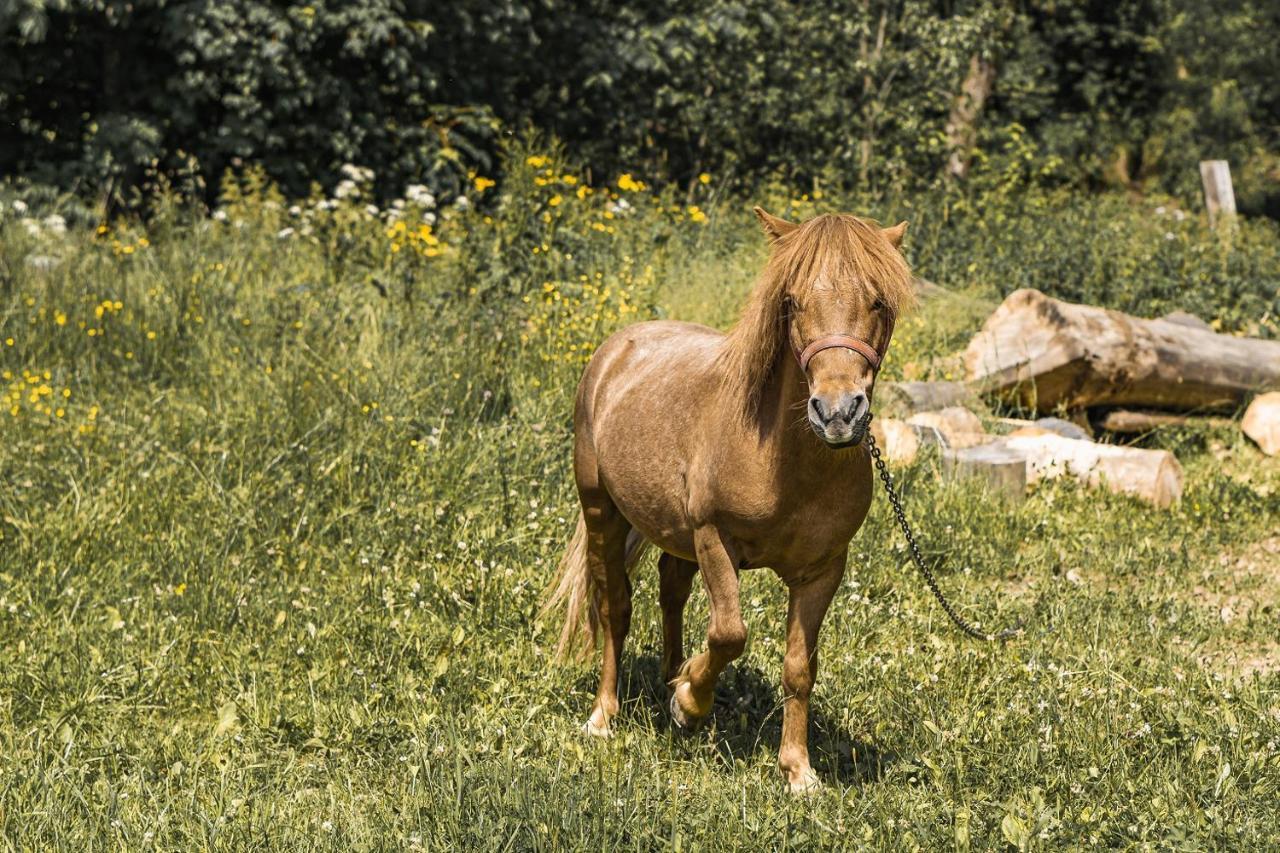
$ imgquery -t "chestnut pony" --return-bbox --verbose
[546,207,913,793]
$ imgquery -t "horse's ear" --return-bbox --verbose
[882,220,908,248]
[753,207,797,243]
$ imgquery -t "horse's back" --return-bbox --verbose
[577,320,725,421]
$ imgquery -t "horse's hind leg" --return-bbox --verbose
[582,492,632,738]
[657,553,698,683]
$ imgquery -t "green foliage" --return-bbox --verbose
[2,0,1277,206]
[0,0,496,204]
[1,156,1278,847]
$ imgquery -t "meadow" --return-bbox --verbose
[1,149,1278,849]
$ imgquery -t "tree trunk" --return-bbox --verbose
[945,54,997,180]
[964,289,1280,413]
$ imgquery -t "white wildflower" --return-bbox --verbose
[405,184,435,207]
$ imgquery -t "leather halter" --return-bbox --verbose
[795,335,881,373]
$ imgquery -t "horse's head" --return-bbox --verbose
[755,207,913,448]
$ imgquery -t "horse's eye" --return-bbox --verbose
[871,298,886,312]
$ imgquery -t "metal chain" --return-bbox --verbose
[863,414,1022,642]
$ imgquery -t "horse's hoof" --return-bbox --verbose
[787,768,822,795]
[669,691,701,732]
[582,711,613,739]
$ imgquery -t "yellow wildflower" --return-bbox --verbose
[617,174,646,192]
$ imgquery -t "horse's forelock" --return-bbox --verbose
[721,213,914,424]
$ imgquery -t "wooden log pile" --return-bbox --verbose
[869,286,1275,507]
[963,289,1280,414]
[871,407,1183,507]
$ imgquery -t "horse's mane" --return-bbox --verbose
[720,213,915,424]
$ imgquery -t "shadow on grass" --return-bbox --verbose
[573,650,896,787]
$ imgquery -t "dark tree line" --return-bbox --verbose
[1,0,1276,209]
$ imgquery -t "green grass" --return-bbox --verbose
[1,169,1278,849]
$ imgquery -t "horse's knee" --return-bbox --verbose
[708,620,747,660]
[782,656,813,701]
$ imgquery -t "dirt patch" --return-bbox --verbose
[1193,536,1280,625]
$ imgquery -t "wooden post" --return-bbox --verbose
[1199,160,1236,226]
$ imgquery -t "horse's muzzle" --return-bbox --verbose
[808,391,871,447]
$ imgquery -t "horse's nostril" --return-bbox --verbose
[836,391,869,424]
[808,396,827,422]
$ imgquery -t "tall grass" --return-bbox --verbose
[0,147,1277,848]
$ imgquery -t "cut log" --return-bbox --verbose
[1099,409,1233,434]
[942,442,1028,499]
[879,381,977,417]
[1005,434,1184,508]
[1242,392,1280,455]
[871,412,994,465]
[997,416,1092,441]
[943,434,1183,507]
[964,289,1280,413]
[871,418,930,464]
[906,407,989,448]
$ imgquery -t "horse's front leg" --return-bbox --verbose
[779,554,846,794]
[670,525,745,728]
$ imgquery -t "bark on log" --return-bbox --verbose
[1242,392,1280,455]
[1099,409,1233,434]
[964,289,1280,413]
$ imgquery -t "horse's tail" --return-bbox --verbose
[544,513,650,661]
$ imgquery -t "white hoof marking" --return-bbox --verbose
[787,768,822,795]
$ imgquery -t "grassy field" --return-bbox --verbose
[1,157,1279,849]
